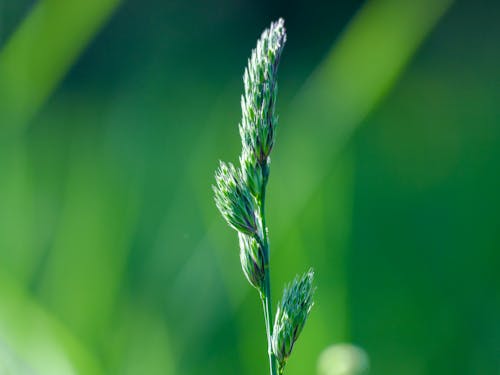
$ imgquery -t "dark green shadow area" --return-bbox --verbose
[1,0,499,374]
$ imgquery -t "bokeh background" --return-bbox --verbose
[0,0,499,374]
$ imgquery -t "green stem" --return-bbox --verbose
[262,266,277,375]
[259,164,278,375]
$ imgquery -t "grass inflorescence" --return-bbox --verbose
[213,18,315,375]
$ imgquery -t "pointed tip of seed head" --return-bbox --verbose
[270,17,285,31]
[274,18,286,33]
[305,268,315,281]
[270,18,287,44]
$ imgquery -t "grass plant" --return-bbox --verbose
[213,19,315,375]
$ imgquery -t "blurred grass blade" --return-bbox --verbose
[0,144,37,284]
[270,0,454,240]
[0,0,121,132]
[38,136,140,347]
[0,269,104,375]
[107,301,176,375]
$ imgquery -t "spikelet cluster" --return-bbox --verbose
[213,161,258,235]
[272,270,315,373]
[238,233,265,289]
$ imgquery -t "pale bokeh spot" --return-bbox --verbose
[317,343,369,375]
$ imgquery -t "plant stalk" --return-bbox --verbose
[261,265,277,375]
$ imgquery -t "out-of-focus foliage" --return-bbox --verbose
[0,0,498,374]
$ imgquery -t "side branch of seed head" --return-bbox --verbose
[213,161,258,235]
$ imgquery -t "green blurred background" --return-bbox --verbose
[0,0,499,374]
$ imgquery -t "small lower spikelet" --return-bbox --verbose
[238,233,265,290]
[272,270,315,373]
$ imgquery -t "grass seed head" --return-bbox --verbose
[213,19,316,375]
